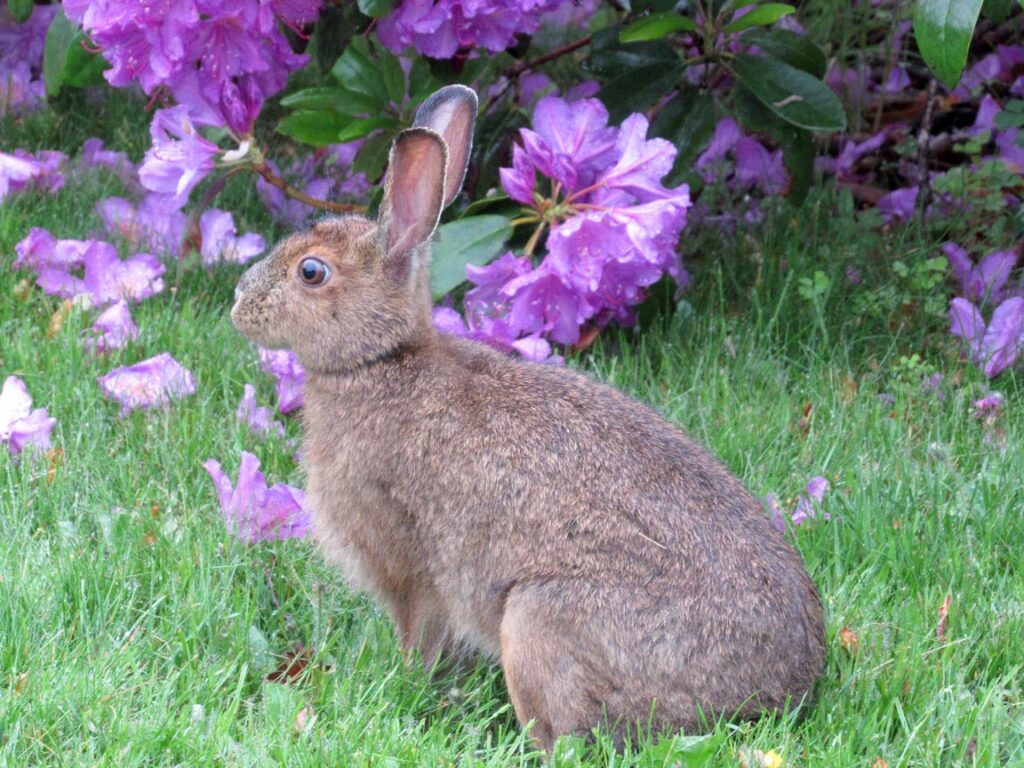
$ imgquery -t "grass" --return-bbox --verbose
[2,90,1024,767]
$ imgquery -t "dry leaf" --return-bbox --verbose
[841,375,858,405]
[142,532,157,547]
[936,594,952,642]
[839,626,859,656]
[47,300,74,338]
[267,645,314,684]
[13,279,33,302]
[45,447,63,484]
[873,758,888,768]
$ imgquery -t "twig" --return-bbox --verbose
[251,161,367,215]
[483,35,593,113]
[915,77,939,218]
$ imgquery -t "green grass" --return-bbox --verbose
[2,92,1023,767]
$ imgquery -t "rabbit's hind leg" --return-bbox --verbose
[499,585,608,754]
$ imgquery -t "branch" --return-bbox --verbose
[484,35,593,113]
[251,161,367,215]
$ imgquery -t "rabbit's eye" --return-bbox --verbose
[298,257,330,286]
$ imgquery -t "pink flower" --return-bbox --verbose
[138,106,219,206]
[0,375,56,455]
[258,348,305,414]
[83,299,139,353]
[236,384,285,438]
[98,353,196,415]
[199,209,265,266]
[96,194,187,256]
[26,239,165,307]
[203,452,310,543]
[950,297,1024,378]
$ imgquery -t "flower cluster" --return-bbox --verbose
[0,4,56,117]
[64,0,321,135]
[0,376,57,456]
[378,0,569,59]
[438,95,691,360]
[204,452,310,543]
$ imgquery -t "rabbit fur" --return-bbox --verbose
[232,84,825,752]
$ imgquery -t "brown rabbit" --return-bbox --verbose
[232,85,825,753]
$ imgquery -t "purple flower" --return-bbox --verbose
[377,0,569,59]
[454,97,690,357]
[945,243,1017,305]
[764,494,787,533]
[971,392,1004,418]
[0,375,56,455]
[13,228,90,271]
[695,118,787,194]
[877,186,919,221]
[258,348,305,413]
[203,452,310,543]
[97,194,188,256]
[0,149,66,202]
[791,476,831,527]
[950,297,1024,378]
[83,299,139,353]
[139,106,220,206]
[199,209,265,266]
[98,353,196,415]
[28,240,166,307]
[236,384,286,438]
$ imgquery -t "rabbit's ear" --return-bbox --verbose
[413,85,477,208]
[379,127,447,282]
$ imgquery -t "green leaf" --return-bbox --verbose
[43,11,110,96]
[282,86,378,116]
[380,50,406,105]
[734,85,814,205]
[336,115,401,143]
[743,29,826,78]
[331,38,390,107]
[63,36,109,88]
[353,131,395,180]
[43,11,76,96]
[430,215,513,299]
[588,28,678,78]
[649,86,717,187]
[620,13,697,43]
[9,0,34,23]
[598,62,685,122]
[277,111,357,147]
[982,0,1013,22]
[312,5,355,74]
[913,0,984,88]
[731,53,846,131]
[357,0,394,17]
[724,3,796,33]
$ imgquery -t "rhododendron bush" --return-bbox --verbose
[2,0,1024,538]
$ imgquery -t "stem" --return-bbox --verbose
[180,168,242,261]
[915,77,939,220]
[523,221,547,258]
[510,215,541,227]
[251,161,366,215]
[483,35,593,113]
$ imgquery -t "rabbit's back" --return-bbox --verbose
[304,333,824,717]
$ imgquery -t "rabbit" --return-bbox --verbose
[231,84,826,753]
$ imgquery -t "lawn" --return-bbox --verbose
[2,91,1023,767]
